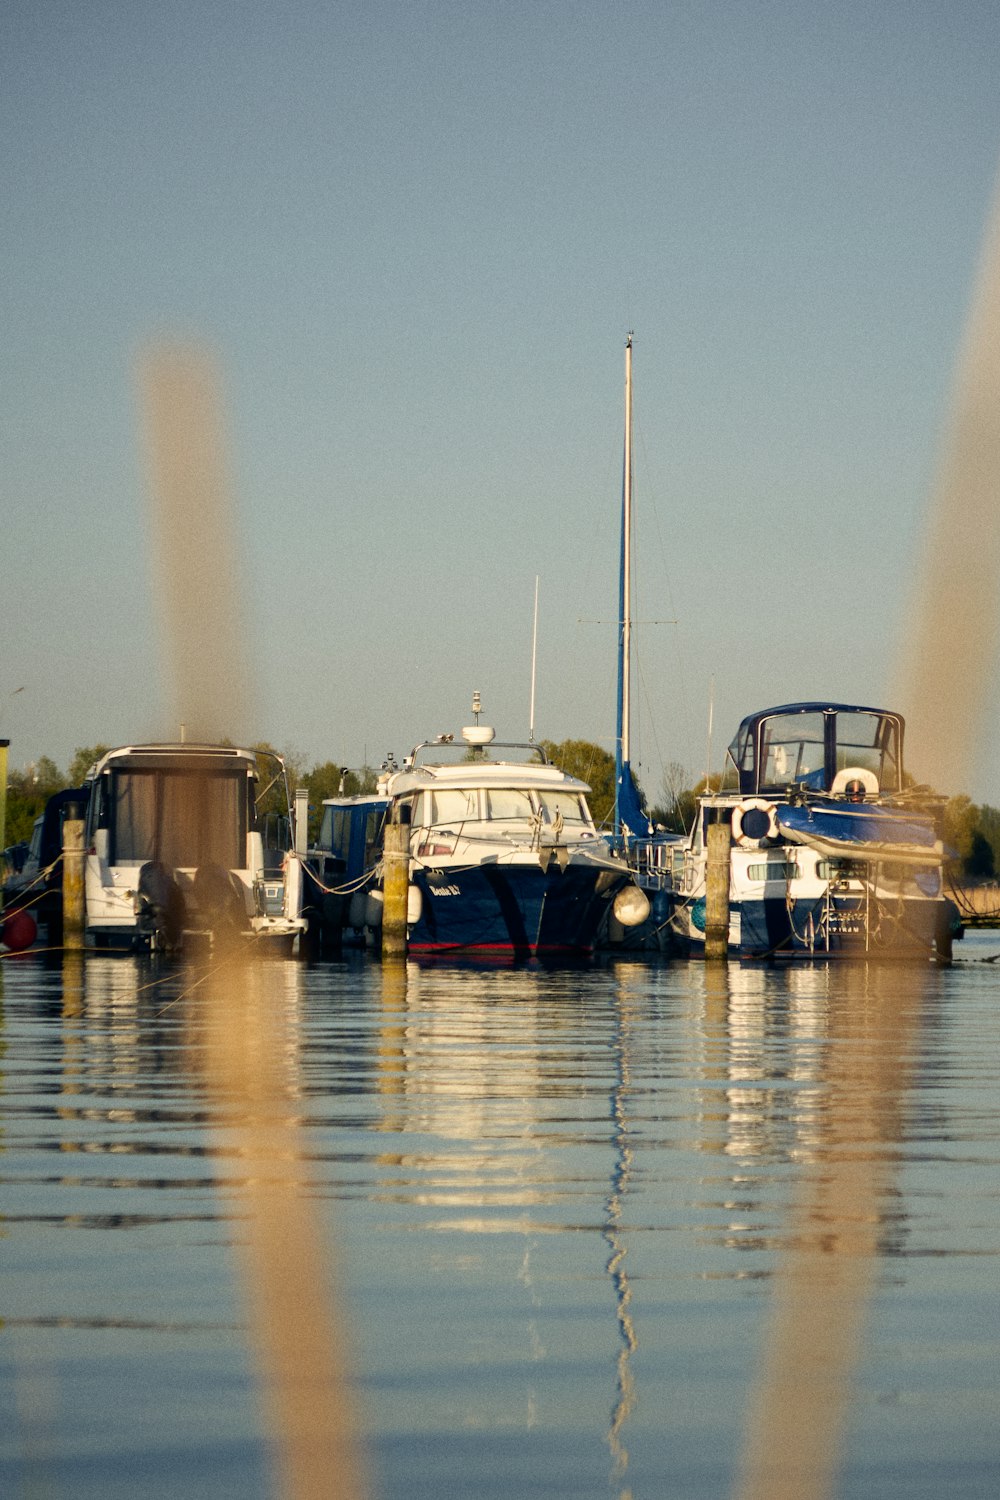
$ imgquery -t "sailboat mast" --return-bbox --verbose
[622,332,633,766]
[615,333,634,841]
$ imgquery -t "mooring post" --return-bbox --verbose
[704,809,732,961]
[62,802,85,951]
[381,804,410,960]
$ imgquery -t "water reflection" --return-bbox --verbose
[2,945,997,1500]
[604,971,638,1497]
[729,959,932,1500]
[181,951,368,1500]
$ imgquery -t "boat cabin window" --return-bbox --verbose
[485,789,535,821]
[834,712,899,791]
[412,788,479,829]
[109,768,247,870]
[319,807,351,861]
[538,790,590,825]
[721,724,754,791]
[759,713,826,790]
[364,810,385,868]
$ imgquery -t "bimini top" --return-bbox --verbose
[721,703,906,798]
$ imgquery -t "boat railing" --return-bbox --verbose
[620,834,682,890]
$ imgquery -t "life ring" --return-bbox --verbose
[830,766,879,799]
[731,799,778,848]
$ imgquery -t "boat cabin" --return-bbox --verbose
[86,746,259,870]
[314,796,389,882]
[719,703,905,799]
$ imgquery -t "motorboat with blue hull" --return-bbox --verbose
[306,705,649,958]
[667,702,957,960]
[83,743,307,953]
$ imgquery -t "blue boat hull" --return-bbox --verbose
[409,863,621,955]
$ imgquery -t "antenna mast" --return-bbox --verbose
[529,575,539,742]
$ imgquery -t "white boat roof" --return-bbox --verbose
[89,743,262,776]
[385,759,592,797]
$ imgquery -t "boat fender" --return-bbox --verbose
[732,799,778,847]
[364,889,384,928]
[407,883,423,926]
[1,908,37,952]
[612,884,651,927]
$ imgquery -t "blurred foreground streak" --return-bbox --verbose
[138,343,254,745]
[733,964,922,1500]
[897,180,1000,792]
[185,956,368,1500]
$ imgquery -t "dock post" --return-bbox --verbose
[62,803,86,951]
[381,805,410,960]
[704,810,732,961]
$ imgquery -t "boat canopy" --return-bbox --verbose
[720,703,905,797]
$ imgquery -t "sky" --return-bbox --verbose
[4,1,1000,804]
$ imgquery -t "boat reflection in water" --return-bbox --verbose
[692,956,933,1500]
[4,942,992,1500]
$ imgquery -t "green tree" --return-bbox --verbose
[301,761,379,840]
[651,760,697,833]
[942,795,979,879]
[4,758,68,844]
[67,745,111,784]
[540,739,618,827]
[966,830,995,879]
[975,803,1000,877]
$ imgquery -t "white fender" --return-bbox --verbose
[612,884,651,927]
[731,799,778,848]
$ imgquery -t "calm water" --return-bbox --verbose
[2,938,999,1499]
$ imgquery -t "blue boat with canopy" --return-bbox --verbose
[668,701,958,959]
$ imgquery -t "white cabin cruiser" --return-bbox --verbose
[307,706,649,957]
[84,743,306,952]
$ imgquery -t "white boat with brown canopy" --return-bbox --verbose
[83,742,306,951]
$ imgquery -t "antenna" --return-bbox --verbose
[704,675,715,789]
[529,575,539,742]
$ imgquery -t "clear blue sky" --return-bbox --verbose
[4,1,1000,802]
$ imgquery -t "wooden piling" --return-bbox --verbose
[62,811,85,950]
[381,807,410,960]
[704,814,732,961]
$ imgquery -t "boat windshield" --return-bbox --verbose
[485,789,535,821]
[410,786,591,829]
[412,789,479,829]
[537,790,590,825]
[834,711,900,791]
[759,713,826,790]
